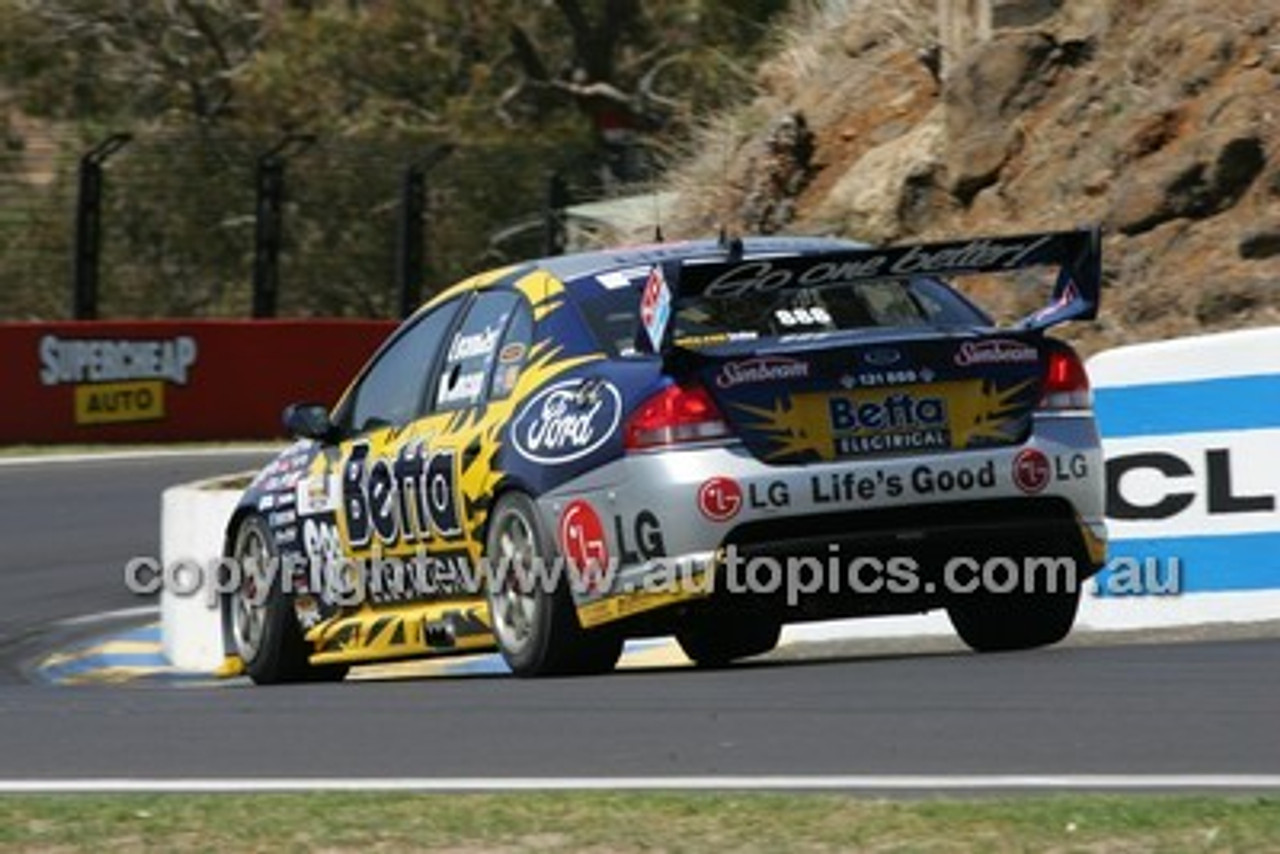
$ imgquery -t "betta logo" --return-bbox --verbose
[828,393,946,431]
[511,380,622,464]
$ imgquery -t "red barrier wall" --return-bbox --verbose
[1,320,398,444]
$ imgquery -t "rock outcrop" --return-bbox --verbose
[666,0,1280,353]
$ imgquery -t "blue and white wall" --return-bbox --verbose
[1082,327,1280,628]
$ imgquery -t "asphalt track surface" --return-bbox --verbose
[2,452,1280,781]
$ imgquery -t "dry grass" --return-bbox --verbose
[658,0,937,238]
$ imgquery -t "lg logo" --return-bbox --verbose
[698,476,743,522]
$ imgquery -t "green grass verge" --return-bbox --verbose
[0,793,1278,852]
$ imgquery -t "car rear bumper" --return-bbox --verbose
[538,413,1106,628]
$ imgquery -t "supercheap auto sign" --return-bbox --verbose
[38,334,199,425]
[3,320,396,443]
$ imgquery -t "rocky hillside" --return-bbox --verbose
[660,0,1280,354]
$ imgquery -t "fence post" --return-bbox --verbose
[71,133,130,320]
[252,134,314,319]
[396,164,426,319]
[544,172,569,257]
[393,145,452,318]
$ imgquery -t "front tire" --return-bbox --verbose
[484,493,622,677]
[230,515,347,685]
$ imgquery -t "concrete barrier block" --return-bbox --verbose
[159,476,246,671]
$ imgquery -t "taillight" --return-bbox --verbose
[625,383,731,450]
[1040,346,1092,410]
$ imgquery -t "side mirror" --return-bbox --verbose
[283,402,336,442]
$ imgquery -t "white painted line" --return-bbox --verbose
[55,606,160,628]
[0,446,284,468]
[1,775,1279,793]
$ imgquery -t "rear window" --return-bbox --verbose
[575,272,991,357]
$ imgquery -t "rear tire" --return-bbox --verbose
[677,615,781,667]
[947,586,1081,653]
[230,515,347,685]
[484,493,622,677]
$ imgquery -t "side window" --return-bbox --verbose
[435,291,521,410]
[490,299,532,401]
[343,299,461,433]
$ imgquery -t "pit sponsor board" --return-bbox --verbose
[2,320,395,443]
[43,334,195,427]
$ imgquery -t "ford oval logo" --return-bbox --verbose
[510,380,622,464]
[862,348,901,367]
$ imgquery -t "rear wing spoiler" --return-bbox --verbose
[635,226,1101,354]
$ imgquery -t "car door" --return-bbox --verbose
[411,290,528,567]
[307,297,464,605]
[329,290,526,606]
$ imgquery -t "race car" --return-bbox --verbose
[224,227,1107,683]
